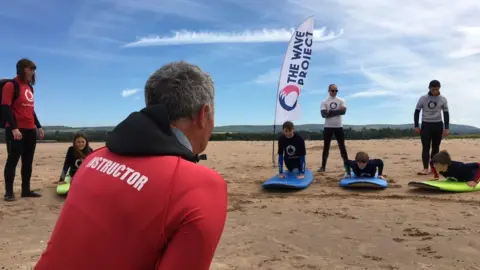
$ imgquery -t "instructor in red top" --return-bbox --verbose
[35,61,228,270]
[1,58,44,201]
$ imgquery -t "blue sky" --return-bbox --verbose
[1,0,479,127]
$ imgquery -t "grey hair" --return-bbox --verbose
[144,61,215,121]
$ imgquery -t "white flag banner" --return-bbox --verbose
[274,16,315,125]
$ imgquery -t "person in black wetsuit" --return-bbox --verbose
[58,132,93,183]
[430,150,480,188]
[414,80,449,176]
[277,121,306,179]
[344,151,385,179]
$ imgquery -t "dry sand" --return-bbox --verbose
[1,139,480,270]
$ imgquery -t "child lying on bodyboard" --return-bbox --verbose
[277,121,306,180]
[430,150,480,187]
[344,151,386,179]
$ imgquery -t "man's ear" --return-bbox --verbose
[196,104,211,128]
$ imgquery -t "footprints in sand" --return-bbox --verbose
[362,255,383,261]
[392,227,445,259]
[416,246,443,259]
[304,209,357,220]
[227,198,254,212]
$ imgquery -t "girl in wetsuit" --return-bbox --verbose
[430,150,480,187]
[58,132,93,183]
[414,80,449,175]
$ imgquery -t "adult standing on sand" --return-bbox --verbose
[318,84,349,172]
[414,79,449,176]
[35,61,228,270]
[1,58,44,201]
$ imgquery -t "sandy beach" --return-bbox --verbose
[1,139,479,270]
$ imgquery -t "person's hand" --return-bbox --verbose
[278,173,285,179]
[37,128,44,139]
[12,129,22,140]
[340,105,346,110]
[377,175,385,179]
[442,129,449,137]
[415,127,421,135]
[297,174,305,179]
[467,181,478,188]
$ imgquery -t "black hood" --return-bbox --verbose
[106,104,199,163]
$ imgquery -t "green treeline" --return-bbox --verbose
[0,127,477,143]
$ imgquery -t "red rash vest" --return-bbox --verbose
[35,104,228,270]
[1,76,36,129]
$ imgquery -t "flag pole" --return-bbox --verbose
[272,15,315,168]
[272,29,294,168]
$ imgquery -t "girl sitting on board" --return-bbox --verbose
[344,151,385,179]
[278,121,306,179]
[58,132,94,184]
[430,150,480,187]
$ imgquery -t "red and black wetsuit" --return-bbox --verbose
[34,104,228,270]
[431,160,480,183]
[1,76,41,197]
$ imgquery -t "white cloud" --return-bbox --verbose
[123,27,343,47]
[275,0,480,127]
[254,68,280,85]
[347,90,396,98]
[121,88,140,97]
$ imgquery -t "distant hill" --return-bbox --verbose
[33,123,480,135]
[212,124,480,134]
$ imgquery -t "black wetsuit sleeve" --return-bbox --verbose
[443,111,449,129]
[328,108,346,117]
[34,112,41,128]
[371,159,384,175]
[321,109,328,118]
[277,136,284,155]
[2,106,17,129]
[61,147,75,178]
[344,160,354,175]
[297,135,306,156]
[414,109,420,128]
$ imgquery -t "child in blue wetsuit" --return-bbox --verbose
[430,150,480,187]
[277,121,306,179]
[58,132,94,183]
[344,151,385,179]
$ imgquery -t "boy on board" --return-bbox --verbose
[278,121,306,179]
[430,150,480,188]
[344,151,385,179]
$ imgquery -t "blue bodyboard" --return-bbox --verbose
[339,172,388,189]
[262,169,314,189]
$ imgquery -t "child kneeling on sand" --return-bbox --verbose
[344,151,385,179]
[430,150,480,187]
[58,132,94,184]
[277,121,306,179]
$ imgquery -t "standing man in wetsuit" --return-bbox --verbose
[1,58,44,201]
[318,84,349,172]
[414,79,449,175]
[35,61,228,270]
